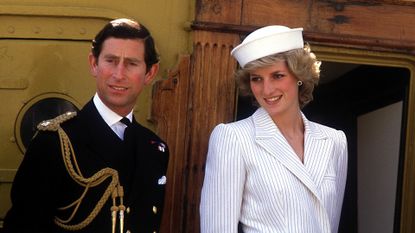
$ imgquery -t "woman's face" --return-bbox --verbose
[249,60,300,119]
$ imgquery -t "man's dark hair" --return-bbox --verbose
[91,18,159,71]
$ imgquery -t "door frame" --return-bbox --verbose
[312,45,415,233]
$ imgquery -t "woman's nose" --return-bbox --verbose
[263,78,274,95]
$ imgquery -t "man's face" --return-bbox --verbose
[89,38,158,116]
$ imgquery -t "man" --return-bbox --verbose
[3,18,169,233]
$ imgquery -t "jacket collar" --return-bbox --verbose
[252,107,327,140]
[252,107,333,202]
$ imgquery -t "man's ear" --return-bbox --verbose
[88,53,98,77]
[144,63,159,85]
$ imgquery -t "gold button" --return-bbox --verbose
[152,206,157,214]
[126,207,130,214]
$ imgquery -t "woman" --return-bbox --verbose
[200,25,348,233]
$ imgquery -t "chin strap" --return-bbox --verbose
[38,112,125,232]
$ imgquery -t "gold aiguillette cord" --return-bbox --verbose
[111,185,125,233]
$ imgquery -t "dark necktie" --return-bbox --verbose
[120,117,131,141]
[118,117,134,191]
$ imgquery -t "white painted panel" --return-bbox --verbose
[357,101,402,233]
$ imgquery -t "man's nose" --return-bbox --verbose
[114,62,126,79]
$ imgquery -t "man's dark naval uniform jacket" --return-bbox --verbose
[3,100,169,233]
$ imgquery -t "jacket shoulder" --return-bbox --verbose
[136,123,163,140]
[309,121,347,142]
[37,111,77,132]
[210,117,255,141]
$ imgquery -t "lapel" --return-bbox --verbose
[76,100,123,172]
[253,108,332,202]
[303,115,334,193]
[125,119,148,203]
[78,103,148,203]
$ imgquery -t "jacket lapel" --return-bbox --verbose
[125,121,149,204]
[303,116,333,190]
[79,101,122,167]
[253,108,329,202]
[80,103,146,204]
[68,101,117,171]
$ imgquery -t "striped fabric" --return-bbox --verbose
[200,108,348,233]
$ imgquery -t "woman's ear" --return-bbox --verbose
[144,63,160,85]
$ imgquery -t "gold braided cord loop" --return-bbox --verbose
[37,112,124,231]
[37,112,77,132]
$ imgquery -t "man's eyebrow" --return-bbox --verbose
[124,57,141,63]
[102,54,118,59]
[102,54,141,62]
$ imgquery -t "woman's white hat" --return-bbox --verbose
[231,25,304,68]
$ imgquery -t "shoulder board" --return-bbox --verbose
[37,111,77,132]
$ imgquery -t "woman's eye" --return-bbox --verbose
[250,76,261,82]
[273,73,284,79]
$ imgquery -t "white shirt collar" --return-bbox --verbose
[93,93,133,127]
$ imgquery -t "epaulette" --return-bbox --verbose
[37,111,77,132]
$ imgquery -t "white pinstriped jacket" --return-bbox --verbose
[200,108,348,233]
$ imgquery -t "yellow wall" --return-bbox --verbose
[0,0,192,223]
